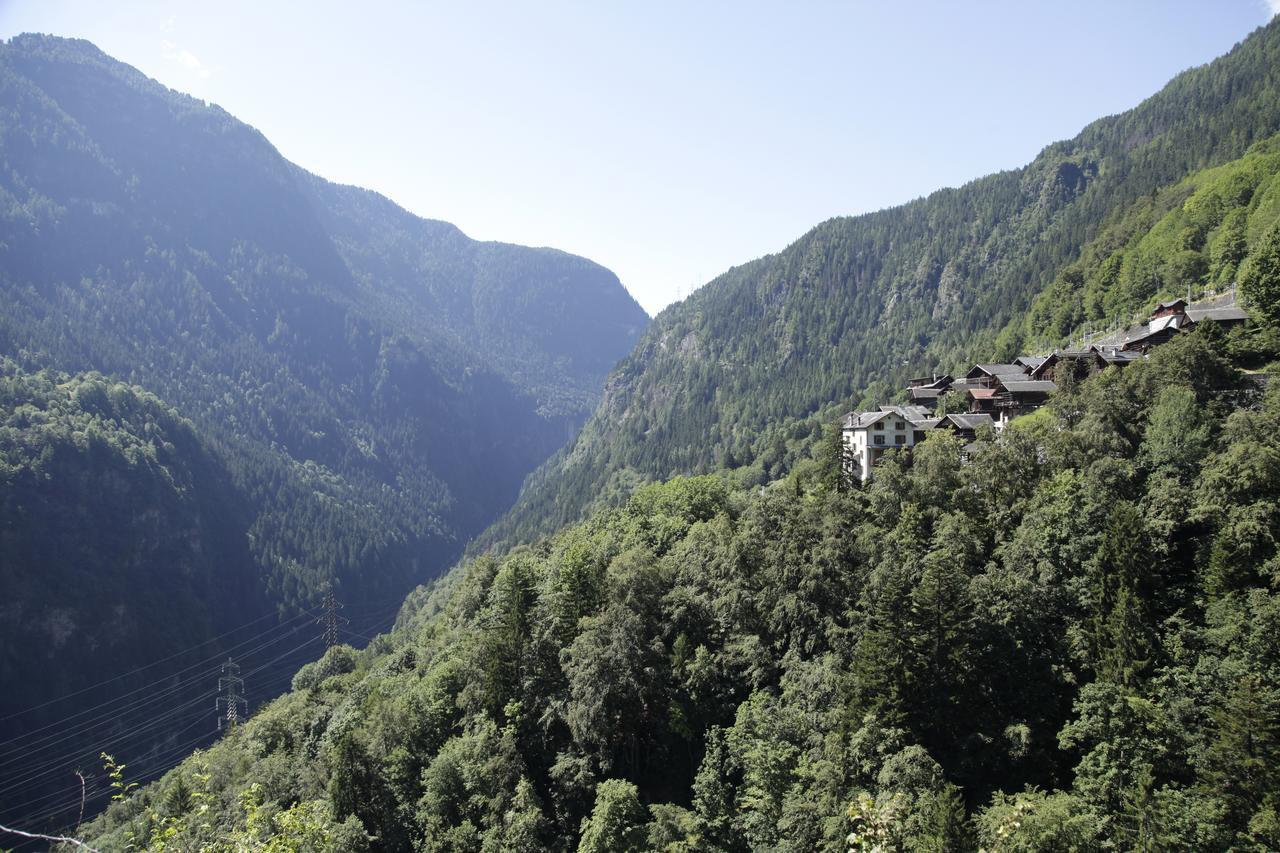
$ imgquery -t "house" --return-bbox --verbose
[1152,298,1188,319]
[841,405,931,483]
[1096,345,1142,368]
[907,374,953,404]
[1120,312,1191,352]
[933,412,996,442]
[965,363,1031,387]
[1186,305,1249,329]
[1016,355,1048,372]
[991,377,1057,426]
[1030,349,1108,383]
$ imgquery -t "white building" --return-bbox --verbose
[841,405,933,483]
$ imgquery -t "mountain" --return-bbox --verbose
[0,33,645,828]
[81,324,1280,850]
[60,18,1280,853]
[481,18,1280,548]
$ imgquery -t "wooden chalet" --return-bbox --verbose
[907,374,953,404]
[1152,298,1188,319]
[1186,305,1249,328]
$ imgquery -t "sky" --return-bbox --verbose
[1,1,1276,315]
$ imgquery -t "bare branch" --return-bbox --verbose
[0,822,101,852]
[74,769,87,832]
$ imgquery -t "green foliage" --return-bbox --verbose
[0,32,647,823]
[577,779,647,853]
[77,331,1280,851]
[1241,222,1280,324]
[30,19,1280,853]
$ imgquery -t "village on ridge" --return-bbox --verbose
[842,293,1250,483]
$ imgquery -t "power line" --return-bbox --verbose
[0,608,317,755]
[4,641,315,830]
[0,631,317,798]
[316,588,348,652]
[0,607,285,724]
[215,660,246,731]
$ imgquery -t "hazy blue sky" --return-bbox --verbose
[2,1,1276,314]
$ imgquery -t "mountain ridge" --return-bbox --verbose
[0,31,646,831]
[482,18,1280,549]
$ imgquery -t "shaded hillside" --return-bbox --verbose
[0,33,644,832]
[0,30,646,616]
[484,18,1280,547]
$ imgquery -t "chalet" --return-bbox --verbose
[1186,305,1249,329]
[965,363,1031,387]
[841,405,932,483]
[907,374,953,404]
[1120,312,1192,352]
[1016,355,1048,372]
[1096,346,1142,368]
[1152,298,1188,319]
[1031,349,1108,383]
[991,377,1056,426]
[933,412,995,442]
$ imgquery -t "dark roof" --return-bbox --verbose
[968,363,1029,378]
[1187,306,1249,323]
[1155,298,1188,311]
[844,410,892,429]
[844,406,930,430]
[1098,350,1142,365]
[946,413,995,430]
[999,379,1057,393]
[908,374,953,389]
[908,387,943,400]
[1016,356,1048,369]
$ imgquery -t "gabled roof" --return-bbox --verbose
[1098,349,1141,365]
[969,388,998,399]
[908,374,953,389]
[1187,306,1249,323]
[999,379,1057,394]
[944,413,994,431]
[1016,355,1048,370]
[844,405,936,430]
[843,410,892,429]
[1155,298,1188,311]
[966,363,1029,379]
[1148,314,1187,334]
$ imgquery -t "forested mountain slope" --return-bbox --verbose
[0,33,645,831]
[484,18,1280,547]
[81,322,1280,851]
[53,21,1280,853]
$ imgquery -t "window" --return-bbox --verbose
[874,435,885,445]
[873,422,885,430]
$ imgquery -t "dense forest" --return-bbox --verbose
[78,316,1280,850]
[480,18,1280,550]
[0,33,645,831]
[9,17,1280,853]
[68,52,1280,843]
